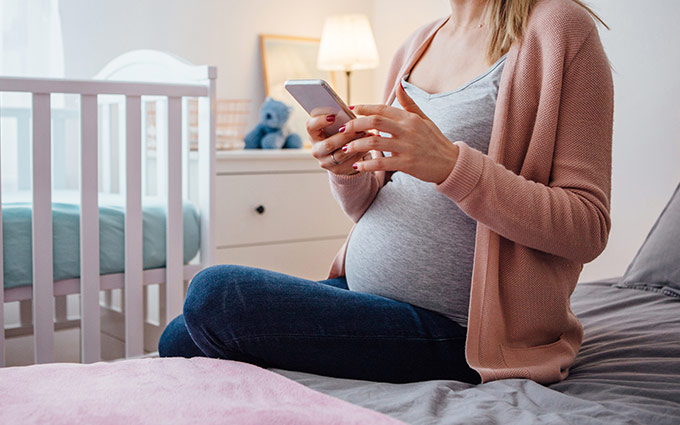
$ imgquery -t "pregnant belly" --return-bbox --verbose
[343,173,476,325]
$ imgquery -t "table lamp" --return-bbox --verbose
[317,14,379,105]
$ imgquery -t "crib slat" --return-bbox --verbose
[32,93,55,364]
[80,94,101,363]
[125,95,144,357]
[166,97,184,322]
[198,78,216,267]
[0,100,5,367]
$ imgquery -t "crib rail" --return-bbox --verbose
[0,73,216,366]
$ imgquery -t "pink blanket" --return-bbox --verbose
[0,357,404,425]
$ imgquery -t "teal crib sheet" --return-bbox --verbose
[2,191,200,289]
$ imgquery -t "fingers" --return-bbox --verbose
[352,103,411,121]
[312,129,359,155]
[343,133,404,155]
[306,113,338,142]
[396,83,428,120]
[351,156,401,173]
[323,151,364,171]
[342,114,402,136]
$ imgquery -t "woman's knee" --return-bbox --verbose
[183,264,254,330]
[158,314,204,358]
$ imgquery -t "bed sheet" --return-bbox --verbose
[273,277,680,424]
[2,191,200,289]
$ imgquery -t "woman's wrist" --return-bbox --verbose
[435,143,460,185]
[329,170,368,185]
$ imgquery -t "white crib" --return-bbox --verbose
[0,51,216,366]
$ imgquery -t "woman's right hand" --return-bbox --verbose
[307,113,365,175]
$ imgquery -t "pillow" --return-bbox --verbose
[615,182,680,298]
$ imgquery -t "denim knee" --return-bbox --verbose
[184,265,227,324]
[183,265,245,334]
[158,314,204,358]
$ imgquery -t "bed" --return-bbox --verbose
[1,71,678,422]
[1,277,677,424]
[2,180,679,424]
[274,276,680,424]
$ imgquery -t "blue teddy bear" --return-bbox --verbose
[244,97,302,149]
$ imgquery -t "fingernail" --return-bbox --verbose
[352,163,358,170]
[342,145,348,152]
[326,115,335,122]
[349,106,355,110]
[338,125,346,133]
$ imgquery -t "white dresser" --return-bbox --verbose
[214,150,354,280]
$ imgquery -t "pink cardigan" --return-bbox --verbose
[327,0,613,384]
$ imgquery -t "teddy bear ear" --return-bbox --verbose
[287,105,293,112]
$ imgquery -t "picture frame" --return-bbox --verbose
[259,34,336,147]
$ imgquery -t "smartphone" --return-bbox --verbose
[284,79,356,137]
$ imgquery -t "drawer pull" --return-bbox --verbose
[255,205,266,215]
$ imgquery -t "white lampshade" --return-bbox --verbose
[317,14,379,72]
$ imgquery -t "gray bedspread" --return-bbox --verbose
[273,277,680,424]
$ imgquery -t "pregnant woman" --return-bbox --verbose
[160,0,613,385]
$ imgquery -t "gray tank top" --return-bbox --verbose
[344,54,507,327]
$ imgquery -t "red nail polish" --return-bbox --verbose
[338,125,346,133]
[352,163,358,170]
[349,106,355,110]
[342,145,348,152]
[326,115,335,122]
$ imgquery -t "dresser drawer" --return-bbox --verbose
[215,172,352,247]
[215,237,347,281]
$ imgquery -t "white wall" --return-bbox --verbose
[579,0,680,281]
[59,0,376,130]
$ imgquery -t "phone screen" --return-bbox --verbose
[284,80,355,137]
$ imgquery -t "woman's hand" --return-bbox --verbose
[306,111,366,176]
[341,84,459,184]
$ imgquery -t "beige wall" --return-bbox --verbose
[59,0,449,125]
[59,0,376,129]
[371,0,449,101]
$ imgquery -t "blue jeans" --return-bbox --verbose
[159,265,480,384]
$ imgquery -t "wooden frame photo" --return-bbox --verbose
[259,34,336,147]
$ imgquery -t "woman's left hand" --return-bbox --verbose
[342,83,459,184]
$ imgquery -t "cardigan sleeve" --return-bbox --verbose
[327,33,417,222]
[328,171,382,223]
[436,28,613,264]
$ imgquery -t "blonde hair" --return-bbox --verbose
[485,0,609,63]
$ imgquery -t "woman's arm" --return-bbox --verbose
[309,38,416,222]
[306,113,384,223]
[327,169,382,223]
[436,29,613,263]
[344,28,613,263]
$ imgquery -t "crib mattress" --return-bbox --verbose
[2,191,200,289]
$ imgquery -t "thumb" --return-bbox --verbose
[396,83,428,120]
